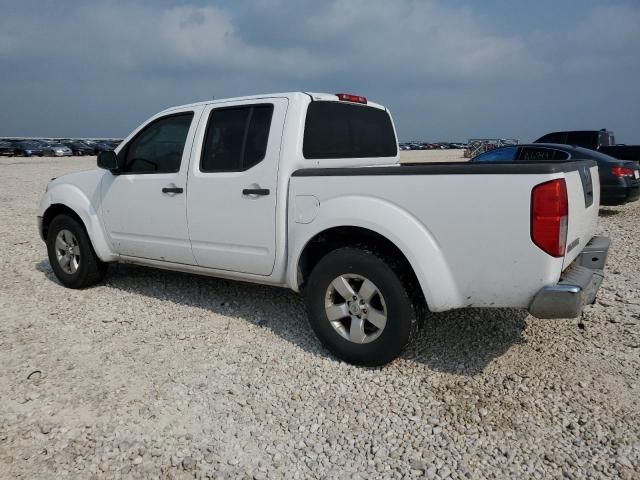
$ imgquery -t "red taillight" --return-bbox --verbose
[531,179,568,257]
[611,166,634,177]
[335,93,367,104]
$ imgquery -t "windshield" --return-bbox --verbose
[472,146,517,162]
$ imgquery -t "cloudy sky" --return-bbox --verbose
[1,0,639,142]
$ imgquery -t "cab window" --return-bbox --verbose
[121,113,194,174]
[536,132,566,144]
[200,105,273,172]
[566,131,596,148]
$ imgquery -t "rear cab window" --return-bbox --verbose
[303,102,397,159]
[598,131,614,147]
[536,132,566,144]
[566,131,597,149]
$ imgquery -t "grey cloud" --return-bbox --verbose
[0,0,638,141]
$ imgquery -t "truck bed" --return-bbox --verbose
[289,160,599,312]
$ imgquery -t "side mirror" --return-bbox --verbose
[97,150,119,172]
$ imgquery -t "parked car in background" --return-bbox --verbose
[91,141,118,155]
[535,129,640,164]
[399,142,466,151]
[41,143,73,157]
[38,92,608,366]
[10,140,44,157]
[471,143,640,206]
[0,140,15,156]
[62,141,95,156]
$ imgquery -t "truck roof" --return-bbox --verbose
[542,129,611,135]
[160,92,386,114]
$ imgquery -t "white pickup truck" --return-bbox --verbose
[38,92,610,365]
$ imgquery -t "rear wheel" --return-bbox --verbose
[304,247,420,366]
[46,214,107,288]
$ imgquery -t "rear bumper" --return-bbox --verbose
[601,183,640,205]
[529,236,610,319]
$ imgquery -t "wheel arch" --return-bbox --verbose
[297,225,423,298]
[41,187,116,263]
[288,194,464,312]
[42,204,85,240]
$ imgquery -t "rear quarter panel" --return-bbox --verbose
[289,172,567,311]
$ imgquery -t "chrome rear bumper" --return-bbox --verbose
[529,236,610,319]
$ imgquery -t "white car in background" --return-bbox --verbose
[42,143,73,157]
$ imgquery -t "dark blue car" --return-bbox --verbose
[471,143,640,206]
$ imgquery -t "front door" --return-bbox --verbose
[186,98,287,275]
[100,108,201,264]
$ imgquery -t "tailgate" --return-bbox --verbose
[562,163,599,269]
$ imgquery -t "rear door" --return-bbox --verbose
[186,98,288,275]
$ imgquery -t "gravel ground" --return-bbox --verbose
[1,156,639,479]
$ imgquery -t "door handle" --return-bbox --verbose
[242,188,270,196]
[162,186,183,194]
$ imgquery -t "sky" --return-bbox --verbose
[1,0,639,142]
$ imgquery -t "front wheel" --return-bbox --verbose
[46,214,107,288]
[304,247,421,366]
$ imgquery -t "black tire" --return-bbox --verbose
[304,247,420,366]
[46,214,107,289]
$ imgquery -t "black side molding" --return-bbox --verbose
[292,160,598,177]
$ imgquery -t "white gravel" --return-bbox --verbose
[1,156,639,479]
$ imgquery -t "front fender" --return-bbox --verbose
[39,184,117,262]
[288,195,464,312]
